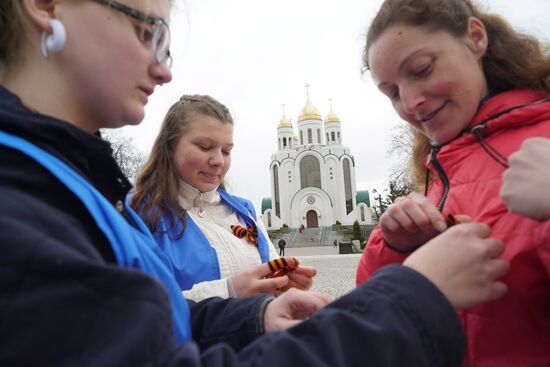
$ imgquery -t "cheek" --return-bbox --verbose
[223,156,232,173]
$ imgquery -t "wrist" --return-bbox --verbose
[257,295,276,334]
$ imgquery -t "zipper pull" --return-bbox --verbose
[194,193,206,218]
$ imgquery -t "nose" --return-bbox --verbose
[209,149,224,167]
[400,85,426,116]
[150,62,172,85]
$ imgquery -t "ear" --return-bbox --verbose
[465,17,488,59]
[21,0,59,34]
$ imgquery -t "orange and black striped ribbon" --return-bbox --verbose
[230,224,258,245]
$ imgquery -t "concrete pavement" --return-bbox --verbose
[282,246,362,299]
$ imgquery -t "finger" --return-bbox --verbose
[401,199,439,233]
[415,200,447,232]
[452,214,472,223]
[287,273,313,290]
[293,265,317,277]
[453,222,492,239]
[485,281,508,303]
[383,205,419,233]
[305,290,333,304]
[250,262,280,278]
[486,259,510,279]
[286,291,331,317]
[481,238,505,258]
[255,276,289,294]
[279,256,299,268]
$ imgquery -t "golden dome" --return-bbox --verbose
[278,114,293,128]
[325,109,340,124]
[298,98,322,123]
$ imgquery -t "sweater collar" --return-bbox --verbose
[177,179,220,210]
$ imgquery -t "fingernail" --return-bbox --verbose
[436,221,447,232]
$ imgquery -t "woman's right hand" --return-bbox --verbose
[228,263,290,297]
[380,192,448,251]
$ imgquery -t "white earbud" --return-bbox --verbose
[40,19,66,58]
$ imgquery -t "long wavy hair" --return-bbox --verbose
[131,95,233,236]
[363,0,550,190]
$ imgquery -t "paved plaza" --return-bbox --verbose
[284,246,362,300]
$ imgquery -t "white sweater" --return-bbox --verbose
[177,180,278,301]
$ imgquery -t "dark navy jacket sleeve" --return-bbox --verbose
[188,296,268,351]
[167,264,465,367]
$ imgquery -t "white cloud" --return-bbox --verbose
[122,0,550,212]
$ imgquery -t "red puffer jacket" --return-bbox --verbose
[357,89,550,367]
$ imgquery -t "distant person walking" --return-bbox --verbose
[278,239,287,256]
[333,240,338,248]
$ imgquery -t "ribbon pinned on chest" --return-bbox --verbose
[230,223,258,245]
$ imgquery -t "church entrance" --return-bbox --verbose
[306,210,318,228]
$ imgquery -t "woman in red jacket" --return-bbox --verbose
[357,0,550,366]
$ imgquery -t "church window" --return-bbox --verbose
[300,155,321,189]
[307,129,312,144]
[300,131,303,145]
[268,212,272,227]
[278,138,281,150]
[331,132,335,142]
[273,166,280,217]
[326,133,329,143]
[343,158,353,214]
[337,132,341,143]
[360,206,365,222]
[317,129,321,144]
[283,137,287,148]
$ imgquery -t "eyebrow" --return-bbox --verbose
[375,47,430,89]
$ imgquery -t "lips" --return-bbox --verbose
[137,86,153,103]
[419,101,447,123]
[200,172,220,182]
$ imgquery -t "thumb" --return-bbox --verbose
[249,262,278,278]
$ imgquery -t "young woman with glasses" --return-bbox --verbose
[0,1,509,366]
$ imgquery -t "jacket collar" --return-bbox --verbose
[0,85,132,206]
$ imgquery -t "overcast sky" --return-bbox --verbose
[120,0,550,213]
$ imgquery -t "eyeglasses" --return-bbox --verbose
[92,0,172,68]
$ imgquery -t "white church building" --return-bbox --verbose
[261,93,372,230]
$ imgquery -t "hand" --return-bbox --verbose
[500,137,550,220]
[403,222,509,309]
[263,288,332,333]
[285,265,317,291]
[229,263,289,297]
[380,192,448,251]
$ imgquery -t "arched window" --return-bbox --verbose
[300,131,303,145]
[300,155,321,189]
[317,128,321,144]
[343,158,353,214]
[268,212,272,227]
[337,131,340,143]
[307,129,312,144]
[326,133,329,143]
[273,166,280,217]
[331,131,335,142]
[360,206,365,222]
[283,137,287,148]
[278,138,281,150]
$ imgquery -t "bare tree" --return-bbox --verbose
[387,123,414,183]
[101,129,144,181]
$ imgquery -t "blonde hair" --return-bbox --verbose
[363,0,550,189]
[131,95,233,235]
